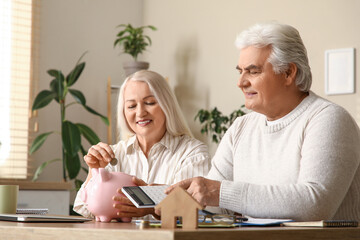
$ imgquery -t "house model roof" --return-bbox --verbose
[155,186,203,211]
[155,186,203,229]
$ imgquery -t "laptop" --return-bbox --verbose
[0,213,92,223]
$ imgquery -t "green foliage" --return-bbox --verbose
[113,23,157,61]
[30,54,109,188]
[32,158,62,181]
[195,105,246,143]
[29,132,53,154]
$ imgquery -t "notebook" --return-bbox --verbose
[16,208,48,215]
[282,220,358,227]
[0,213,92,223]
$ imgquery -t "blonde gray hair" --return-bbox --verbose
[117,70,192,140]
[235,23,312,92]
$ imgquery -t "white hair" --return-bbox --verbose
[117,70,193,140]
[235,23,312,92]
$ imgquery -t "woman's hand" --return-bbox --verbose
[83,142,115,168]
[113,193,155,218]
[113,177,152,218]
[132,176,148,186]
[113,177,161,219]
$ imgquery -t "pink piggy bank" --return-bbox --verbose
[81,168,136,222]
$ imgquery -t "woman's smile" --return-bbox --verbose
[136,119,152,126]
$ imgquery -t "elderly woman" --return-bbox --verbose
[74,70,210,218]
[168,23,360,221]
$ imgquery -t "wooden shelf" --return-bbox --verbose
[0,180,72,190]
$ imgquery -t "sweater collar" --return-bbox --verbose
[262,91,317,133]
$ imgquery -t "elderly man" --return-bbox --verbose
[167,23,360,221]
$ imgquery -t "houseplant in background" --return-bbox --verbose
[30,53,109,190]
[114,23,157,76]
[195,106,247,143]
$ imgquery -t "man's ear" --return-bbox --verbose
[284,63,297,86]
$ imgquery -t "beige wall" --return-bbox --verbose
[36,0,360,184]
[142,0,360,154]
[34,0,143,182]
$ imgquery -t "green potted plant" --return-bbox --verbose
[113,23,157,76]
[195,106,247,143]
[30,53,109,189]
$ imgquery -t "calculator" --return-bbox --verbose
[121,185,170,208]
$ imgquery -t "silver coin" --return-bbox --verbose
[110,158,118,166]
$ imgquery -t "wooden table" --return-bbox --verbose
[0,220,359,240]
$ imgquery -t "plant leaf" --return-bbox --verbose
[212,134,219,143]
[76,123,100,145]
[80,145,87,156]
[144,35,152,45]
[29,131,54,154]
[32,158,61,181]
[65,152,81,180]
[113,24,156,60]
[49,75,66,103]
[84,105,109,126]
[69,89,86,105]
[74,179,84,191]
[48,70,65,97]
[66,62,85,87]
[81,166,88,174]
[50,79,60,103]
[116,23,128,28]
[62,121,81,156]
[147,25,157,31]
[32,90,57,111]
[47,69,58,77]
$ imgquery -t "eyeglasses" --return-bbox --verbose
[199,214,248,224]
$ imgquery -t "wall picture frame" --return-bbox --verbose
[325,48,355,95]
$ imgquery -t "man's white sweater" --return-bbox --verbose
[208,91,360,221]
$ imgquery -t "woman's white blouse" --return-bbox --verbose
[73,132,210,217]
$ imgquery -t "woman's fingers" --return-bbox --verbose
[132,176,148,186]
[113,203,136,212]
[113,194,133,205]
[84,142,114,168]
[113,192,155,217]
[83,154,100,168]
[114,203,154,217]
[97,142,115,158]
[89,144,111,162]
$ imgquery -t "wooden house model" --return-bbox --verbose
[155,186,203,229]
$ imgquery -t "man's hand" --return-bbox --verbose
[165,177,221,207]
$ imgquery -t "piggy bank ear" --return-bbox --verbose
[99,168,111,182]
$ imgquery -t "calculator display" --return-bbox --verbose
[122,186,155,207]
[130,187,154,205]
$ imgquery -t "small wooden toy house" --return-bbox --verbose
[155,186,203,229]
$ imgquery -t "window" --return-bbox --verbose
[0,0,39,179]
